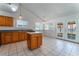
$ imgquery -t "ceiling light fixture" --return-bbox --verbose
[8,3,18,12]
[18,3,22,20]
[11,5,17,12]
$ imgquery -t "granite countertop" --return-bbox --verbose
[0,29,35,32]
[27,31,42,34]
[0,30,42,34]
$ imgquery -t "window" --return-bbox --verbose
[49,23,54,30]
[35,22,53,30]
[35,23,44,30]
[16,20,28,28]
[45,23,53,30]
[44,24,49,30]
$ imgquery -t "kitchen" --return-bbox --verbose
[0,3,79,56]
[0,3,43,51]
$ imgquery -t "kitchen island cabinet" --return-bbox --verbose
[27,32,42,50]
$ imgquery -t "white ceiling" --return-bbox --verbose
[0,3,79,20]
[21,3,79,20]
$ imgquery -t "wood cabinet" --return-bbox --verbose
[25,32,28,40]
[18,32,26,41]
[12,32,18,42]
[1,32,28,44]
[5,17,13,26]
[1,33,5,44]
[37,35,42,47]
[0,16,13,26]
[1,32,12,44]
[0,31,43,50]
[0,16,5,26]
[27,34,42,50]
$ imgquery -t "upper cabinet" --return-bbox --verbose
[0,16,5,26]
[5,16,13,26]
[0,15,13,27]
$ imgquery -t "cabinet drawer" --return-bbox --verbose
[31,37,37,40]
[31,35,39,38]
[4,36,11,39]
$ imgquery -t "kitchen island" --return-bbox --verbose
[27,32,43,50]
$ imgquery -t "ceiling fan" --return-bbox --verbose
[7,3,18,12]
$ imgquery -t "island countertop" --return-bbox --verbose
[27,31,42,34]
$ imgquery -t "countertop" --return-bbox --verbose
[0,30,35,32]
[0,30,42,34]
[27,31,42,34]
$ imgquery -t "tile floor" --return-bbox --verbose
[0,37,79,56]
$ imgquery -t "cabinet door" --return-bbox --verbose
[27,34,31,48]
[1,32,12,44]
[4,32,12,44]
[1,33,5,44]
[12,32,18,42]
[5,17,13,26]
[18,32,22,41]
[37,35,42,47]
[27,37,31,48]
[0,16,5,26]
[30,37,37,49]
[21,32,25,40]
[25,33,28,40]
[18,32,25,41]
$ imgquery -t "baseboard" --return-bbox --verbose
[56,38,79,44]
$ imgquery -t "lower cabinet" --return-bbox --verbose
[24,32,28,40]
[18,32,26,41]
[1,32,27,45]
[1,32,12,44]
[12,32,18,42]
[27,34,42,50]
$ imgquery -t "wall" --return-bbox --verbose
[42,20,56,38]
[55,14,79,43]
[13,5,42,30]
[44,13,79,43]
